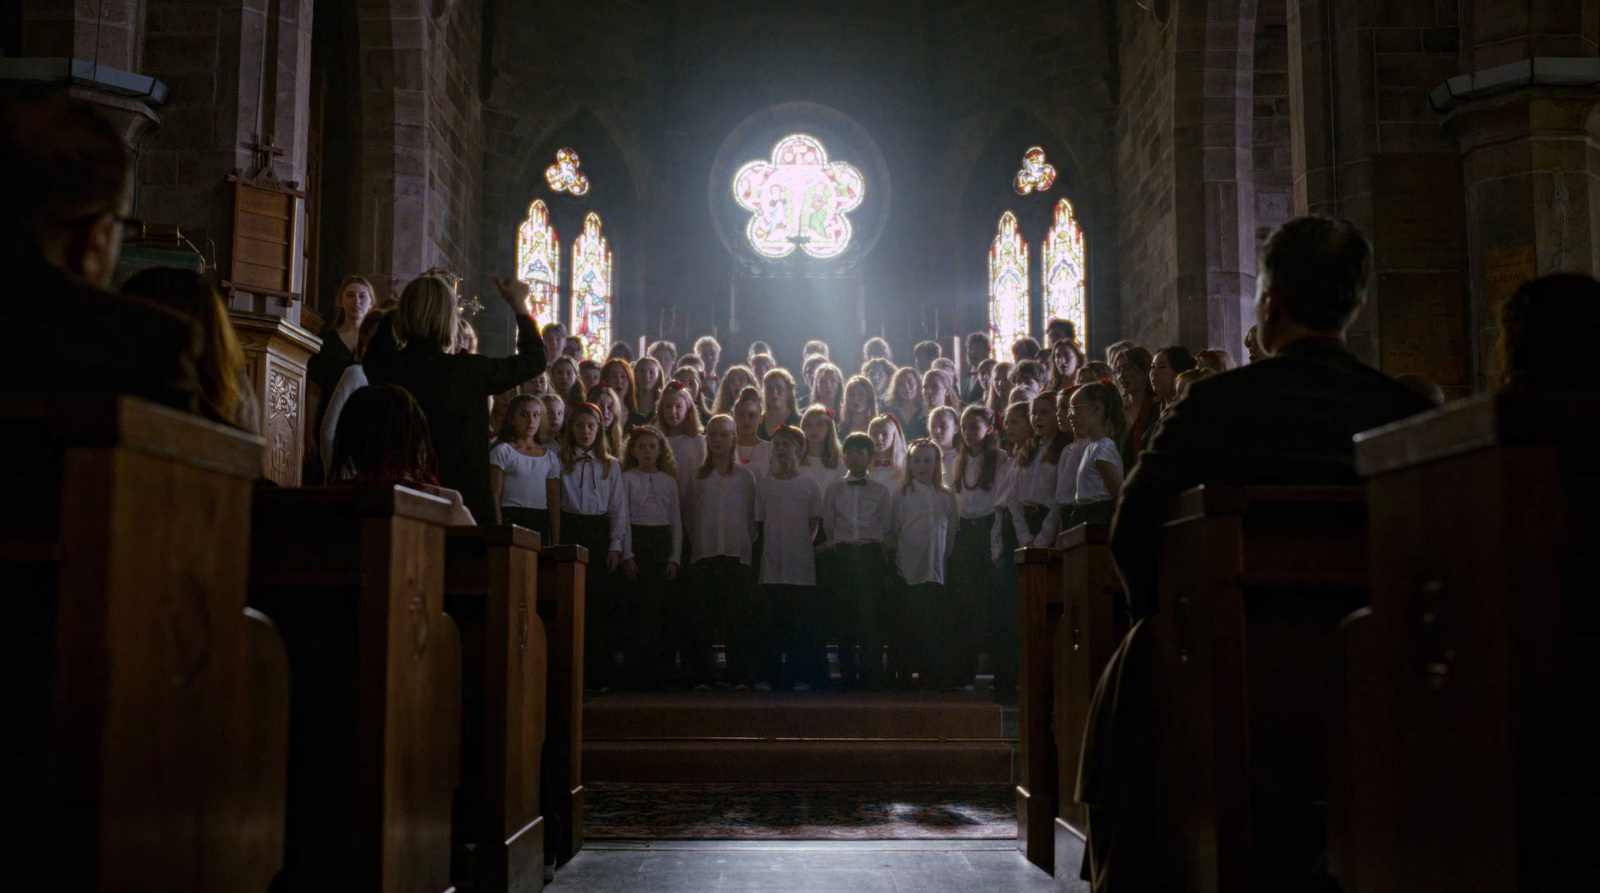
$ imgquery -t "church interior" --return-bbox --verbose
[2,0,1597,891]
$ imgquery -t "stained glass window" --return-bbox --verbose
[546,148,590,196]
[1042,198,1087,343]
[732,133,865,259]
[570,212,612,359]
[1014,147,1056,195]
[988,211,1029,351]
[515,200,560,329]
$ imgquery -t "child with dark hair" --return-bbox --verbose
[862,336,893,363]
[1495,273,1600,392]
[330,384,475,525]
[1011,336,1041,362]
[756,425,825,690]
[913,340,942,374]
[1064,382,1127,526]
[820,432,894,689]
[557,401,627,691]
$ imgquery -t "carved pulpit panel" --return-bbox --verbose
[231,312,320,486]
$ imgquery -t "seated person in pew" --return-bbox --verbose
[327,383,476,525]
[1077,216,1435,891]
[490,394,561,536]
[1110,215,1435,620]
[0,91,203,411]
[1494,272,1600,394]
[121,267,260,433]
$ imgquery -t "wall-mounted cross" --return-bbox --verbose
[250,134,285,181]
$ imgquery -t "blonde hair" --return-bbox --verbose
[655,380,703,437]
[392,275,458,351]
[586,384,626,458]
[799,405,841,469]
[762,367,799,421]
[809,362,845,419]
[867,413,906,475]
[840,375,878,435]
[622,425,678,478]
[901,439,949,495]
[927,405,959,449]
[711,364,757,416]
[697,414,736,479]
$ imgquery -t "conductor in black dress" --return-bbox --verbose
[363,274,547,524]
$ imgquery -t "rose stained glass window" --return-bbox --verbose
[546,148,590,196]
[570,212,612,359]
[732,133,865,259]
[1042,198,1087,344]
[515,200,560,329]
[988,211,1029,351]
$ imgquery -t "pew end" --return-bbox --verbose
[444,524,549,893]
[0,395,287,892]
[249,484,463,893]
[536,544,589,867]
[1015,545,1065,873]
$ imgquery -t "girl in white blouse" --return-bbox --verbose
[619,426,682,690]
[951,406,1010,691]
[489,394,561,537]
[891,439,960,690]
[1010,392,1069,548]
[1052,386,1089,531]
[1064,382,1128,527]
[557,402,627,691]
[928,405,960,485]
[657,381,705,500]
[731,387,773,481]
[797,406,845,492]
[754,426,824,690]
[683,414,758,688]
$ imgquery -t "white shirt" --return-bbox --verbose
[756,474,822,585]
[320,364,368,474]
[868,459,900,490]
[619,468,682,565]
[490,442,561,508]
[954,451,1009,519]
[797,457,845,493]
[1074,437,1124,505]
[688,464,759,565]
[941,448,958,488]
[891,481,959,585]
[734,439,773,481]
[1054,441,1088,507]
[666,434,705,490]
[821,474,892,545]
[1010,444,1061,548]
[558,449,627,551]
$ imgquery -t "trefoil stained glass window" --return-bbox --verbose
[546,148,590,196]
[988,211,1029,350]
[732,133,865,259]
[1042,198,1087,343]
[571,212,612,359]
[1013,147,1056,195]
[515,199,560,329]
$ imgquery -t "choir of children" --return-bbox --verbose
[486,324,1160,697]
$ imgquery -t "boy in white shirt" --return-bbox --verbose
[819,432,894,690]
[754,426,823,690]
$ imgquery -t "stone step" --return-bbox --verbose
[584,691,1007,741]
[584,740,1015,783]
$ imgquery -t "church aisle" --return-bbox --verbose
[551,839,1077,892]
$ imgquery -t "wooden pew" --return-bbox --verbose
[536,545,588,867]
[444,525,548,893]
[1335,393,1600,892]
[1015,544,1064,873]
[1052,523,1124,859]
[1151,485,1368,893]
[249,485,462,893]
[0,395,288,893]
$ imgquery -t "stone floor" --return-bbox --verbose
[550,838,1087,892]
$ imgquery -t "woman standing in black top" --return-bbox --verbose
[363,274,547,524]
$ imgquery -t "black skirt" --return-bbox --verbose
[500,505,550,539]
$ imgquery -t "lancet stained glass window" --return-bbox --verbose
[732,133,865,259]
[988,212,1030,352]
[515,200,560,329]
[1042,198,1087,343]
[571,212,612,359]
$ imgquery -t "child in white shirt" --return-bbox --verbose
[891,439,959,689]
[754,426,824,690]
[558,402,626,690]
[684,414,758,688]
[619,426,682,690]
[1064,382,1128,527]
[490,394,561,537]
